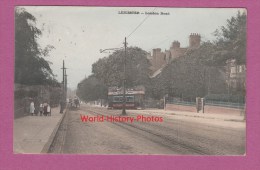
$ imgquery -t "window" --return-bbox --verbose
[113,96,134,102]
[231,67,236,74]
[238,65,245,73]
[126,96,134,102]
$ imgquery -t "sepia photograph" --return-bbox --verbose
[14,6,246,155]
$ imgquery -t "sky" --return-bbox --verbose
[22,6,246,89]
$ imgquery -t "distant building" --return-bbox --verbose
[147,33,201,75]
[226,59,246,91]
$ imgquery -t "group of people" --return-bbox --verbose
[30,101,51,116]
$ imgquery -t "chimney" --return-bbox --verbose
[189,33,201,48]
[171,41,180,49]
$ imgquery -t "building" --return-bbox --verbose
[147,32,246,95]
[226,59,246,92]
[147,33,201,75]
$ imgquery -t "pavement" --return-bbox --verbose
[92,104,245,122]
[13,107,66,154]
[130,108,245,122]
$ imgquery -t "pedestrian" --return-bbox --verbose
[30,100,35,116]
[43,102,48,116]
[39,103,43,116]
[47,104,51,116]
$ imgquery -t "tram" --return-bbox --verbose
[108,86,145,109]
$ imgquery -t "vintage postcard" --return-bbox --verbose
[14,6,246,155]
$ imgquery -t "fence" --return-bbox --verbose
[165,96,245,114]
[166,97,196,106]
[205,100,245,109]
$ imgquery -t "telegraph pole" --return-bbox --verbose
[122,37,127,115]
[61,60,67,101]
[60,60,67,113]
[65,69,68,100]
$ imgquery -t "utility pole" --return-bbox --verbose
[61,60,67,101]
[208,67,211,95]
[65,69,68,100]
[122,37,127,115]
[99,38,127,115]
[60,60,67,113]
[62,61,64,85]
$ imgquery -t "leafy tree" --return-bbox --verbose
[213,11,246,65]
[212,11,246,97]
[151,11,247,100]
[15,7,55,85]
[76,75,107,101]
[152,42,227,100]
[92,47,151,88]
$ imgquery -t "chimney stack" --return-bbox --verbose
[189,33,201,48]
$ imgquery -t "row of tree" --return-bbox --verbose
[15,8,61,105]
[77,11,246,102]
[15,7,59,86]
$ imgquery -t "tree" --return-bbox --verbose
[92,47,151,88]
[213,11,247,65]
[15,7,55,85]
[152,42,227,100]
[76,75,107,102]
[151,10,247,100]
[213,11,246,97]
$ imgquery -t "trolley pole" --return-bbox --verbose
[122,37,127,115]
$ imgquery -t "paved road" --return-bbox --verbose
[49,104,245,155]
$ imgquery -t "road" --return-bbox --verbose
[48,104,245,155]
